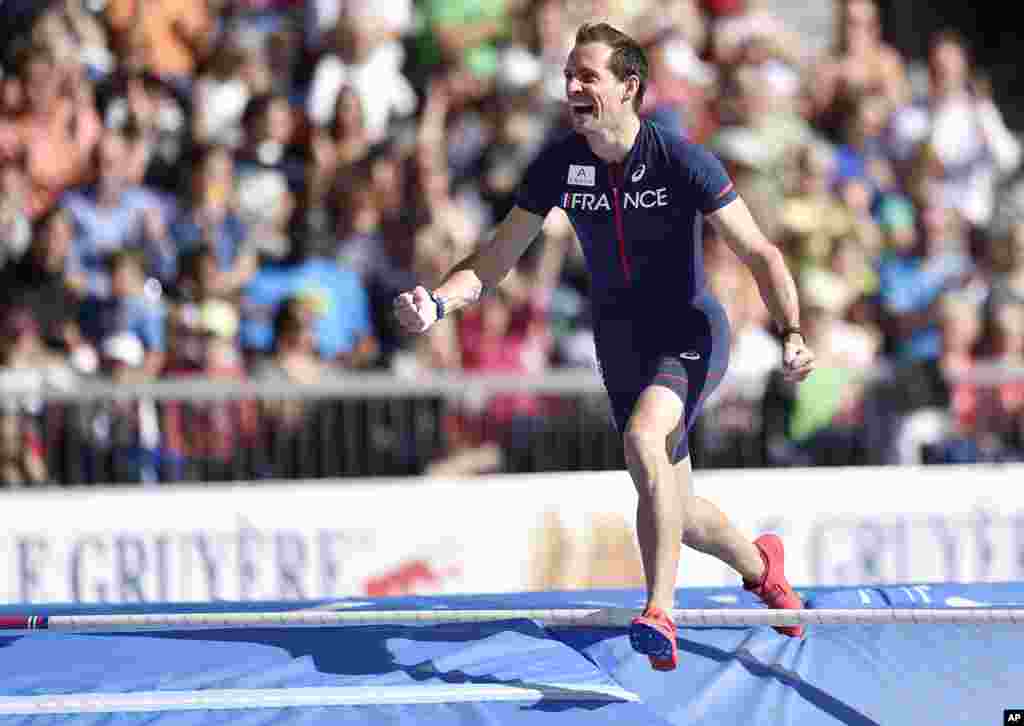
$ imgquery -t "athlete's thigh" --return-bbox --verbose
[625,383,685,441]
[644,312,730,463]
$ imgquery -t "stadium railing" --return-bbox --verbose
[1,362,1022,486]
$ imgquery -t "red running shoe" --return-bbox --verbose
[743,533,806,638]
[629,605,678,671]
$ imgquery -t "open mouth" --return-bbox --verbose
[570,101,596,120]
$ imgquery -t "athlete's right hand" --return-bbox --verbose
[393,286,437,334]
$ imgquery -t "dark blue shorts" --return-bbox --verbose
[594,294,730,464]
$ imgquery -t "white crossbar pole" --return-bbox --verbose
[2,608,1021,632]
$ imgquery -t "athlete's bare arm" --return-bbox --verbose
[434,206,545,311]
[708,197,815,381]
[394,206,545,333]
[708,197,801,333]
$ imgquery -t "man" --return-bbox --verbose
[394,22,815,671]
[62,129,176,297]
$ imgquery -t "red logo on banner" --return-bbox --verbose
[364,560,463,597]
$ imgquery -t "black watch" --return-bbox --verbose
[428,290,447,321]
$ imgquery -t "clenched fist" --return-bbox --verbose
[393,286,438,334]
[782,336,816,383]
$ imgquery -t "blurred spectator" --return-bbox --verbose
[170,145,258,295]
[810,0,909,141]
[104,0,216,84]
[833,93,897,204]
[0,44,103,219]
[0,207,95,368]
[426,281,553,477]
[0,0,1019,480]
[306,0,417,143]
[97,70,189,192]
[161,299,259,481]
[250,295,330,477]
[79,331,162,483]
[779,142,862,274]
[706,0,805,73]
[307,85,373,210]
[62,129,177,295]
[888,29,1021,228]
[236,93,306,192]
[192,40,269,148]
[30,0,114,79]
[78,248,167,379]
[239,182,377,366]
[987,219,1024,311]
[638,22,716,142]
[443,282,554,461]
[515,0,576,108]
[967,303,1024,450]
[877,200,973,365]
[413,0,510,84]
[235,168,294,264]
[711,63,814,234]
[829,234,880,331]
[252,295,327,386]
[0,307,76,486]
[0,160,30,267]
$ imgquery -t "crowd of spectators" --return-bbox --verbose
[1,0,1023,484]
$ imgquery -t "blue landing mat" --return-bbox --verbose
[0,582,1020,725]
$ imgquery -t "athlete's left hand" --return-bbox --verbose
[782,337,815,383]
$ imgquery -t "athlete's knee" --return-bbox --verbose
[622,423,668,464]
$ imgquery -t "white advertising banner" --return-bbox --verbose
[2,465,1023,604]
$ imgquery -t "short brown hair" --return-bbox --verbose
[105,247,147,275]
[574,23,648,111]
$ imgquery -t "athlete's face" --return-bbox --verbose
[564,42,634,134]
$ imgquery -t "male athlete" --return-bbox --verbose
[395,22,816,671]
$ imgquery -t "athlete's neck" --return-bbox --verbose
[585,114,642,164]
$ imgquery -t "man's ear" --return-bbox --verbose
[623,76,640,105]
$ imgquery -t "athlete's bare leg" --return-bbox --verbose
[624,386,765,615]
[622,385,688,614]
[671,454,764,584]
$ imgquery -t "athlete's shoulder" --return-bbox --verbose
[643,121,736,209]
[645,120,724,170]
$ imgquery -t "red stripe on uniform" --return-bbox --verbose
[612,187,631,283]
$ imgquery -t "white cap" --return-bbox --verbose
[101,332,145,367]
[236,170,289,226]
